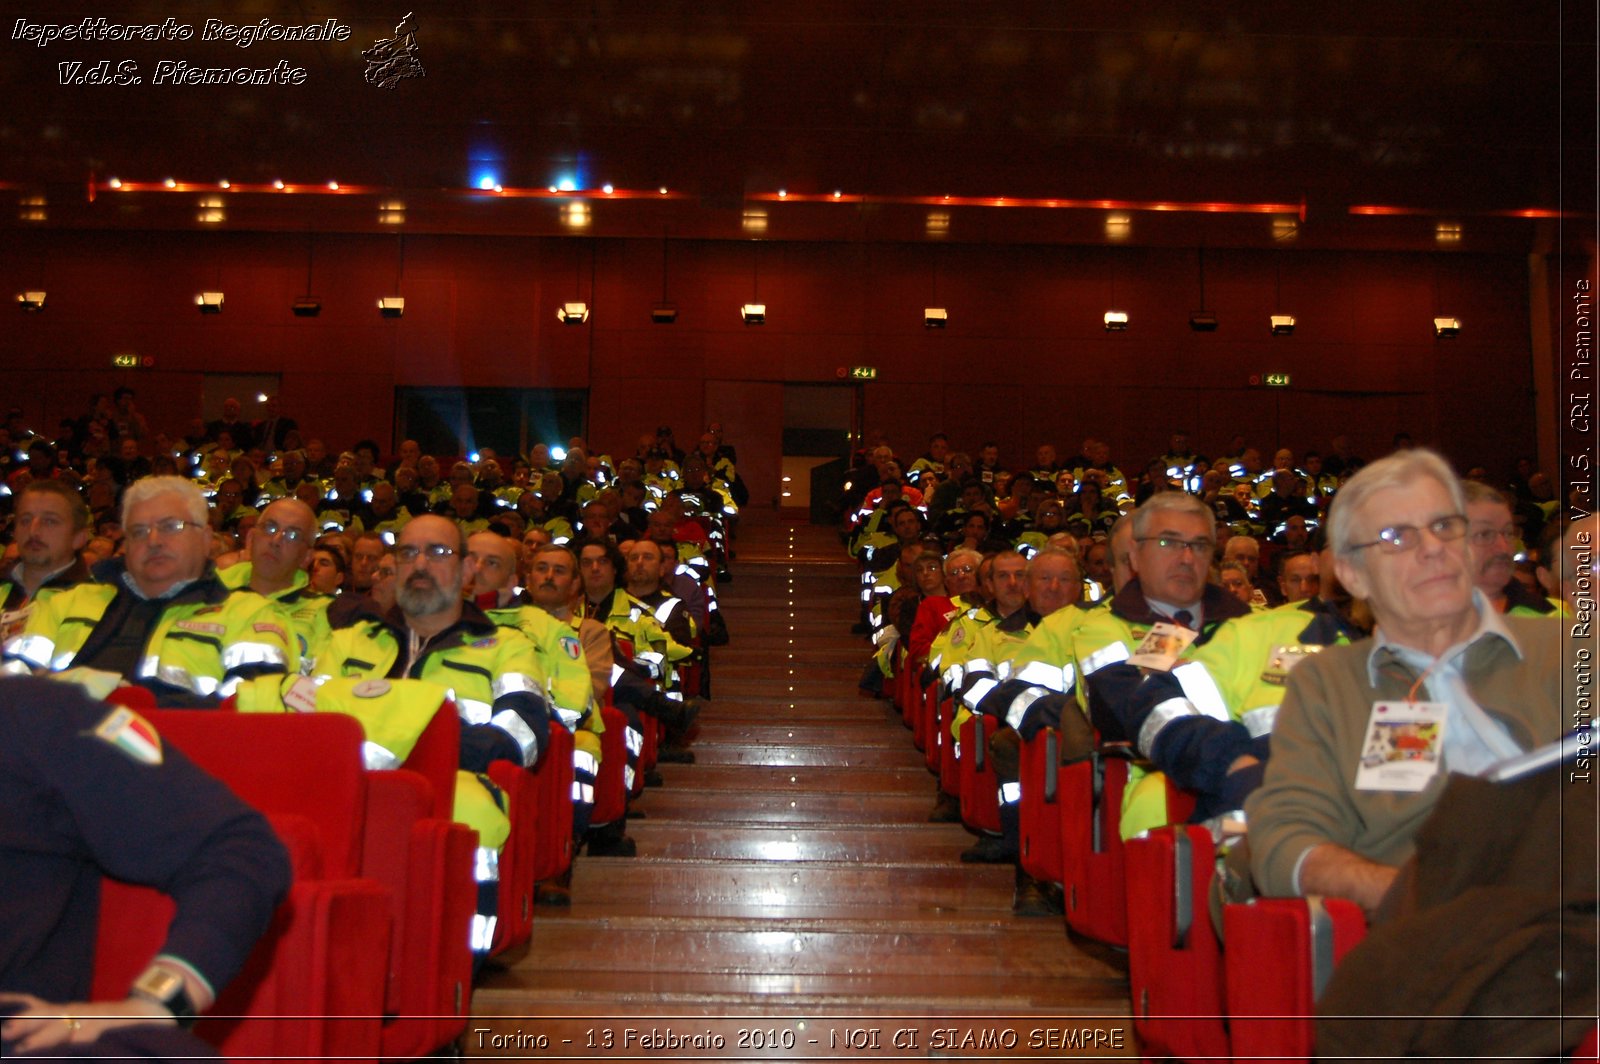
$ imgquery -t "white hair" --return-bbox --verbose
[121,475,207,527]
[1328,448,1465,558]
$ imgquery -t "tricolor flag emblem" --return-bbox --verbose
[92,708,164,765]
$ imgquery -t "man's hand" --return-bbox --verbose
[1299,842,1401,917]
[0,993,174,1054]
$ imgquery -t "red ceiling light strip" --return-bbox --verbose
[1349,204,1564,218]
[749,191,1307,218]
[90,179,690,200]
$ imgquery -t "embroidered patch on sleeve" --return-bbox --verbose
[91,707,163,765]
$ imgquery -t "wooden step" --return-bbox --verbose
[626,787,948,825]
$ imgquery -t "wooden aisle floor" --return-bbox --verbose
[470,520,1132,1057]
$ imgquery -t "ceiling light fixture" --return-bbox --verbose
[16,291,46,312]
[1433,316,1462,338]
[1269,314,1296,335]
[378,296,405,318]
[924,307,948,329]
[741,303,766,325]
[1103,310,1129,331]
[195,291,224,314]
[557,302,589,325]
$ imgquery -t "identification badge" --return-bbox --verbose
[1355,701,1447,792]
[1127,621,1198,672]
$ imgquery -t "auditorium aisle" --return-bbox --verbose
[471,520,1129,1051]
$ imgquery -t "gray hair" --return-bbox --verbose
[121,475,207,528]
[1130,490,1215,540]
[1328,448,1466,558]
[1027,545,1081,582]
[1462,480,1512,510]
[944,547,981,574]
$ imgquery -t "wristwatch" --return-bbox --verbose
[129,965,199,1029]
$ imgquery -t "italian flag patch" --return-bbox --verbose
[92,707,164,766]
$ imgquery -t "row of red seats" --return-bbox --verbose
[87,687,643,1062]
[888,662,1367,1063]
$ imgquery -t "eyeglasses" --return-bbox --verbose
[1137,536,1215,556]
[126,517,203,541]
[1467,525,1516,547]
[396,543,458,564]
[257,519,306,543]
[947,564,976,576]
[1349,514,1468,554]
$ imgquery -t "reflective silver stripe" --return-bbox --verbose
[4,634,56,669]
[665,690,683,702]
[490,708,542,766]
[635,651,664,678]
[962,677,998,712]
[217,675,243,699]
[1000,781,1022,804]
[652,599,678,625]
[474,846,500,883]
[222,641,286,671]
[457,696,493,724]
[1080,641,1131,676]
[0,659,34,677]
[141,660,218,697]
[872,624,899,648]
[996,659,1014,682]
[859,587,872,603]
[952,740,961,759]
[1014,658,1070,693]
[571,780,595,803]
[942,663,965,689]
[623,765,636,790]
[609,663,625,685]
[1139,696,1199,758]
[1241,704,1279,739]
[573,749,599,778]
[1173,661,1229,721]
[624,727,643,756]
[470,914,497,952]
[963,657,994,679]
[493,672,545,702]
[361,741,401,771]
[553,705,583,731]
[1006,687,1048,732]
[50,650,78,671]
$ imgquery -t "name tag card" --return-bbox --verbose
[1355,700,1447,792]
[1127,621,1198,672]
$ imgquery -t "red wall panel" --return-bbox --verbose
[1,231,1542,498]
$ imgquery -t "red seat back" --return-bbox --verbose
[958,714,1002,833]
[1059,751,1132,945]
[1019,728,1064,883]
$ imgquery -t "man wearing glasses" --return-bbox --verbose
[218,498,331,669]
[1,476,292,706]
[1246,450,1565,914]
[1462,481,1562,616]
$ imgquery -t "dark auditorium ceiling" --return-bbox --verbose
[1,1,1592,252]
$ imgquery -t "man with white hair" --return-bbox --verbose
[2,476,292,704]
[1245,449,1565,914]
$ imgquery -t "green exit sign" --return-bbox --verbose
[850,366,878,380]
[1264,372,1291,387]
[112,353,139,368]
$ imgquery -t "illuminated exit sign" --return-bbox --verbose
[112,353,140,368]
[849,366,878,380]
[1264,372,1291,387]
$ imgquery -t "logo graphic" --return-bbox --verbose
[363,12,424,89]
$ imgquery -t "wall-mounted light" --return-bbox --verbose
[16,291,45,312]
[1103,310,1129,331]
[924,307,948,329]
[196,291,224,314]
[557,301,589,325]
[1105,213,1131,241]
[378,296,405,318]
[1433,316,1462,338]
[291,298,322,317]
[741,303,766,325]
[650,305,678,325]
[1269,314,1296,336]
[1189,313,1218,331]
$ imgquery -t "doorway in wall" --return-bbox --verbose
[782,382,858,523]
